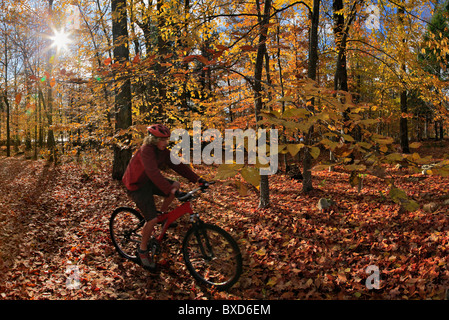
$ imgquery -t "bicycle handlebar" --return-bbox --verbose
[176,181,216,202]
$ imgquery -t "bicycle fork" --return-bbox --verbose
[191,218,215,261]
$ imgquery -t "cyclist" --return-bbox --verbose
[122,124,207,271]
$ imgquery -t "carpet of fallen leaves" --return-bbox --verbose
[1,140,449,300]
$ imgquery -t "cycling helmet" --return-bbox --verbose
[147,124,171,138]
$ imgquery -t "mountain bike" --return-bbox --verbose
[109,181,242,290]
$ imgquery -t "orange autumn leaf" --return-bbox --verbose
[15,93,22,105]
[240,45,256,52]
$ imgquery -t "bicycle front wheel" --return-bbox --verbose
[182,223,242,290]
[110,207,145,262]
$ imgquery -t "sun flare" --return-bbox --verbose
[51,29,71,51]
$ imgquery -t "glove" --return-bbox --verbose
[198,178,210,192]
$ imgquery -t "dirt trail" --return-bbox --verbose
[0,158,49,263]
[0,157,131,299]
[0,157,63,296]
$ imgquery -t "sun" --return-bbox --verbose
[51,29,71,51]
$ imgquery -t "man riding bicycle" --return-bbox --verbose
[122,124,207,271]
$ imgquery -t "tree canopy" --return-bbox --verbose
[1,0,449,207]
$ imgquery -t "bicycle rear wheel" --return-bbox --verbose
[110,207,144,262]
[182,223,242,290]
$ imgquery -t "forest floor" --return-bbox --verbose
[0,140,449,300]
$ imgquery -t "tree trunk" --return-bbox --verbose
[303,0,320,193]
[435,119,440,140]
[254,0,272,208]
[398,3,410,153]
[111,0,133,180]
[300,0,321,192]
[275,18,288,172]
[156,0,167,118]
[3,32,10,157]
[333,0,348,93]
[399,89,410,152]
[47,0,56,162]
[3,95,10,157]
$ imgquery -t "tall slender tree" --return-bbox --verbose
[398,2,410,153]
[303,0,320,193]
[2,25,11,157]
[47,0,56,162]
[111,0,132,180]
[254,0,272,208]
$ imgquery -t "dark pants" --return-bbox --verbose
[127,179,174,221]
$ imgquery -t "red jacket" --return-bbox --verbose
[122,144,199,195]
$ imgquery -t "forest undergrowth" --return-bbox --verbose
[0,140,449,300]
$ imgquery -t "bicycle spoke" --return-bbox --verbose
[110,207,144,261]
[183,223,242,290]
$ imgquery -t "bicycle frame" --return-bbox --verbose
[154,201,194,243]
[111,181,241,289]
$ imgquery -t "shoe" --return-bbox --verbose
[137,248,157,272]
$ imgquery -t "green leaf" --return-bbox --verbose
[282,108,310,119]
[402,200,420,212]
[214,170,237,180]
[214,164,243,180]
[277,144,288,154]
[321,138,338,151]
[309,146,320,159]
[344,164,366,171]
[385,153,403,162]
[389,186,408,202]
[241,166,260,187]
[359,119,378,126]
[375,136,394,145]
[358,142,373,150]
[409,142,422,149]
[287,143,304,157]
[388,186,419,211]
[432,167,449,177]
[277,96,294,103]
[218,163,244,171]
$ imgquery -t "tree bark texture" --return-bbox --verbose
[303,0,320,193]
[111,0,133,180]
[254,0,272,208]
